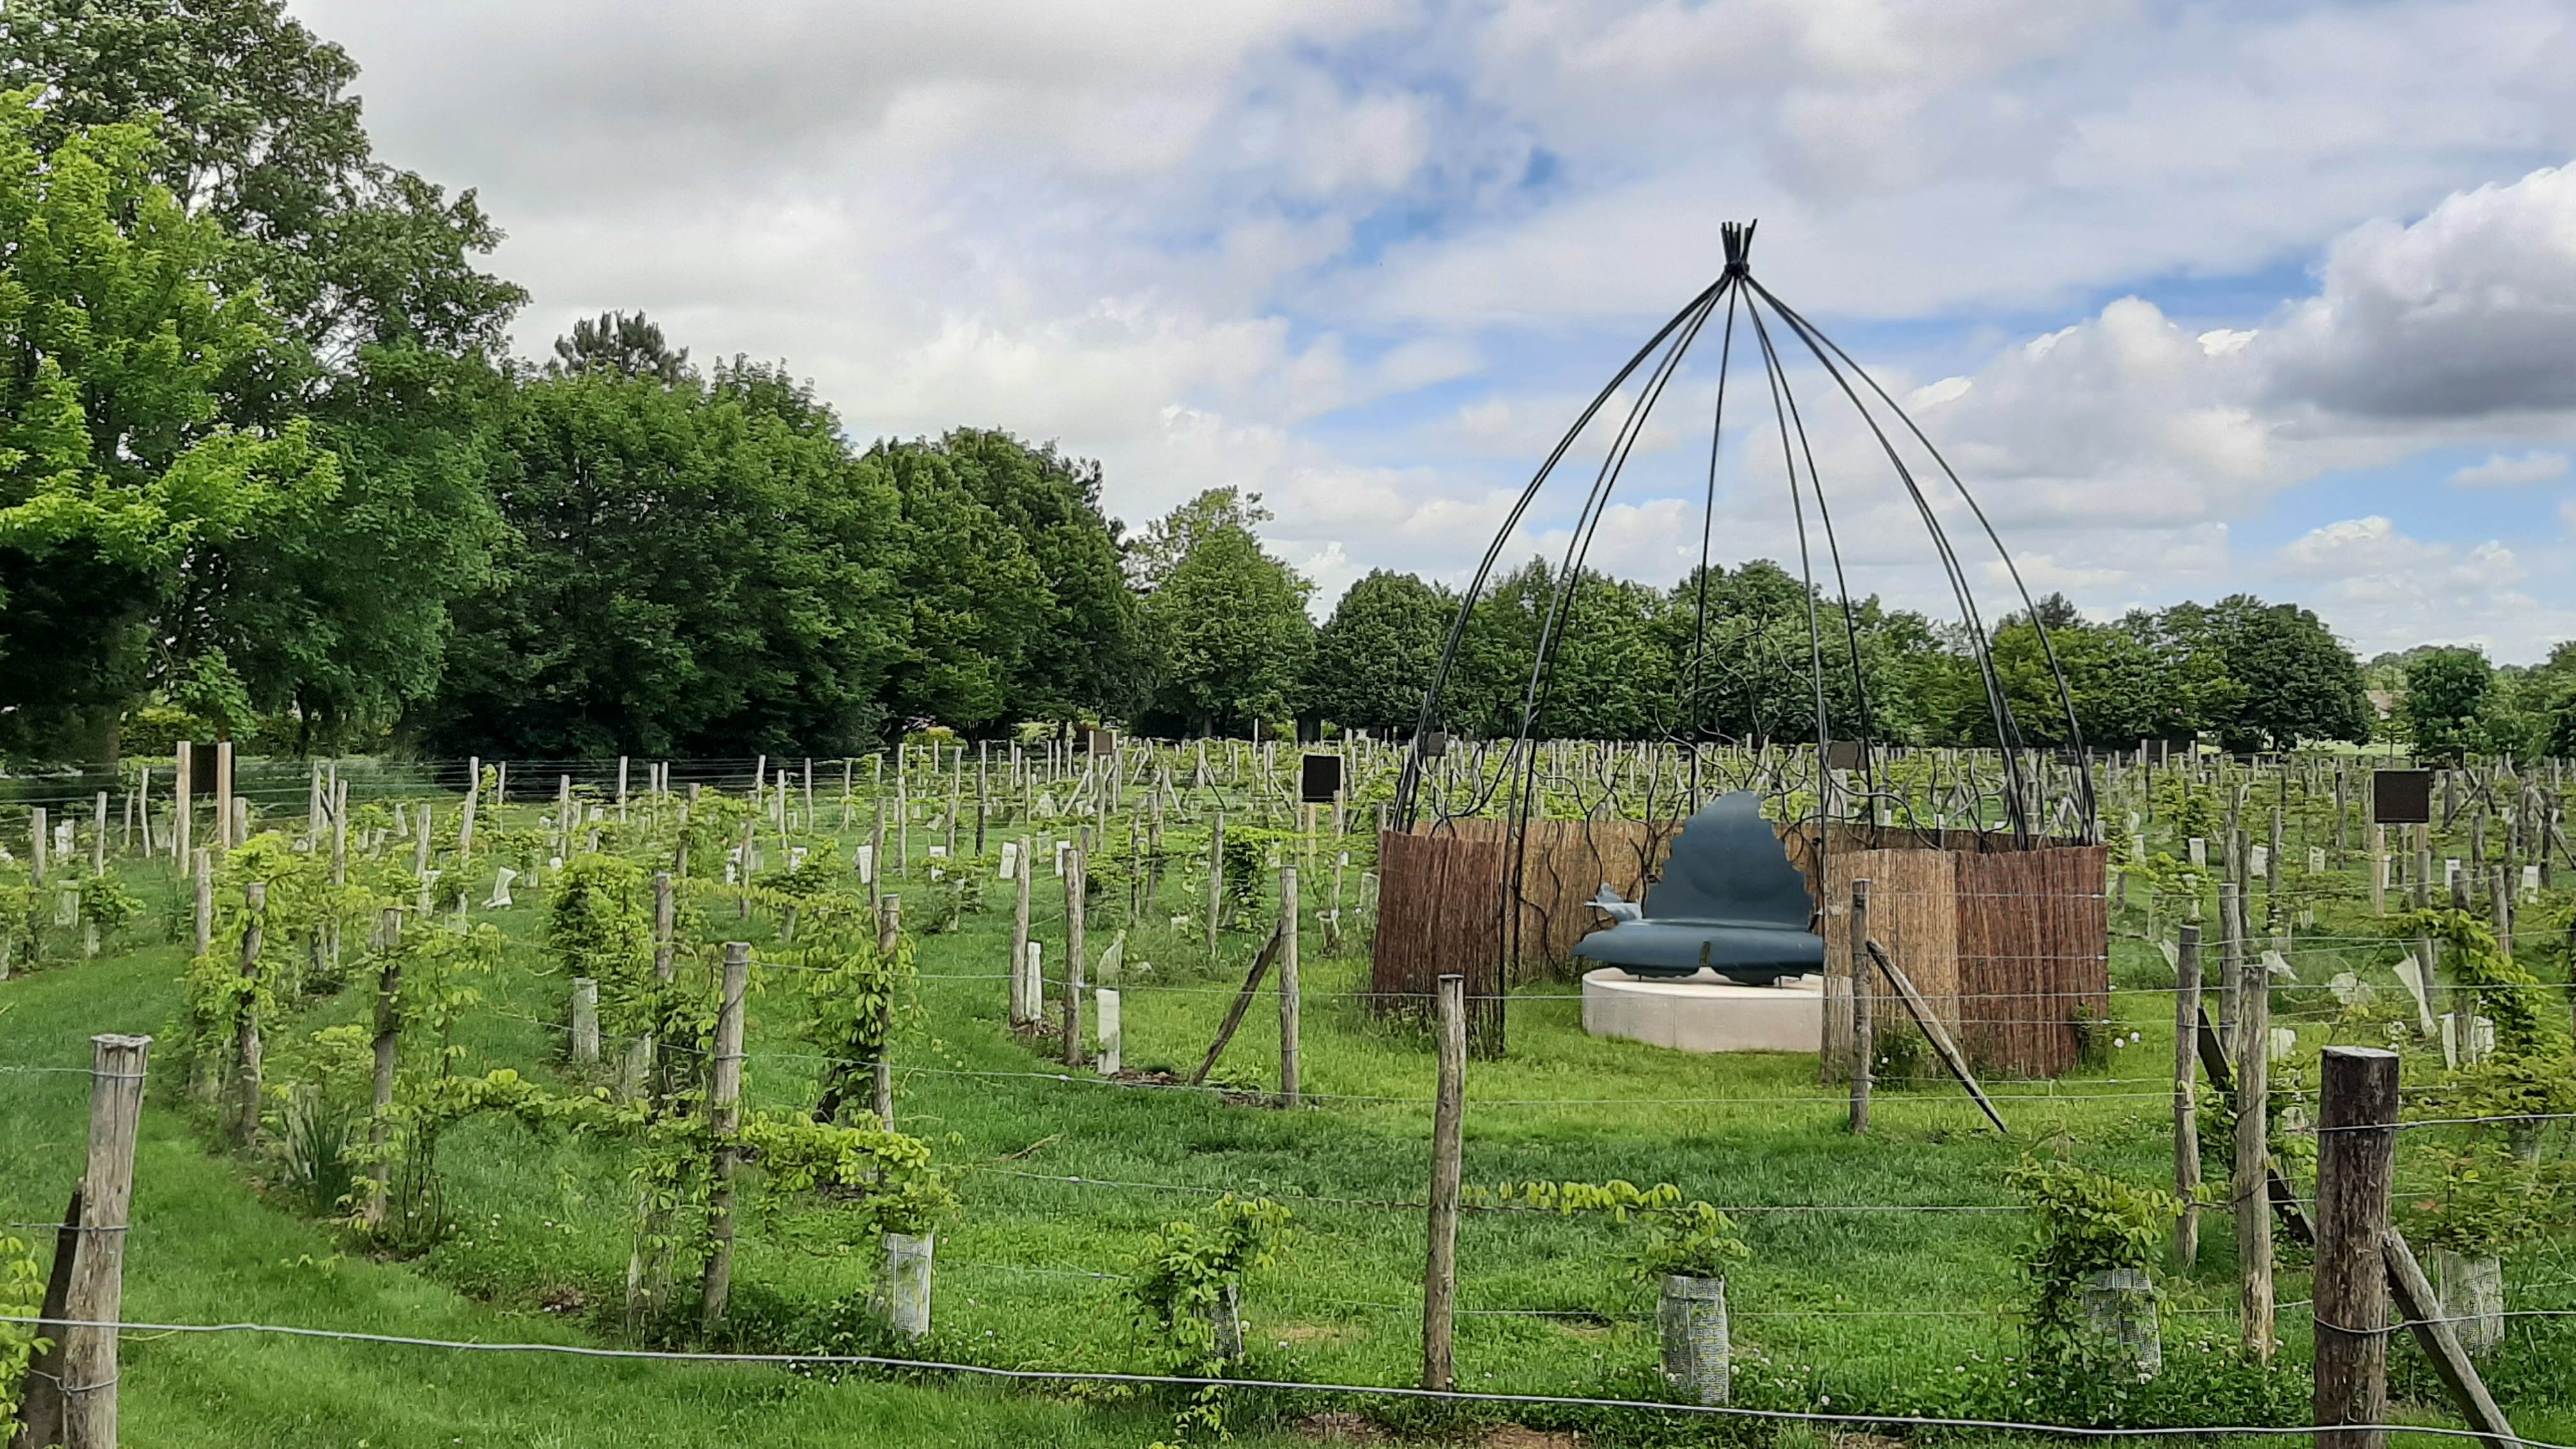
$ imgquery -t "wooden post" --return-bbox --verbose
[91,790,106,877]
[1009,838,1034,1025]
[1062,838,1087,1067]
[458,756,480,859]
[1850,878,1873,1133]
[365,908,402,1228]
[2218,882,2241,1070]
[2370,824,2386,915]
[702,942,749,1333]
[57,1033,150,1449]
[1279,861,1301,1108]
[29,805,45,887]
[213,739,233,853]
[1207,810,1225,953]
[173,740,193,865]
[2235,912,2274,1361]
[2174,923,2202,1268]
[234,882,267,1143]
[2314,1046,2400,1449]
[1422,973,1466,1392]
[874,896,900,1127]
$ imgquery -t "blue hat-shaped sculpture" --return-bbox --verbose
[1571,790,1822,985]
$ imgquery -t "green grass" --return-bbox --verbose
[3,796,2572,1446]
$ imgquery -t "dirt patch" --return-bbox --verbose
[538,1285,588,1316]
[1481,1427,1583,1448]
[1276,1322,1356,1344]
[1830,1434,1906,1449]
[1107,1066,1273,1106]
[1296,1410,1388,1443]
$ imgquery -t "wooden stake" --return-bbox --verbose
[57,1033,150,1449]
[1849,878,1873,1133]
[2174,923,2202,1268]
[1422,973,1465,1392]
[1188,924,1285,1085]
[1062,838,1087,1067]
[2384,1229,2518,1448]
[234,882,266,1143]
[1280,861,1301,1108]
[702,942,748,1333]
[173,740,193,865]
[1009,837,1034,1025]
[213,740,233,854]
[570,977,600,1062]
[875,896,900,1127]
[365,908,401,1228]
[2235,916,2274,1361]
[1207,810,1225,954]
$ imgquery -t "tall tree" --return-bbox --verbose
[552,312,690,383]
[2402,647,2493,764]
[1140,491,1314,735]
[2172,595,2368,751]
[422,356,901,756]
[0,0,525,751]
[1307,570,1454,736]
[0,98,341,759]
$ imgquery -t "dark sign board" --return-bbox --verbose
[1415,731,1449,759]
[2372,769,2432,825]
[1823,740,1866,771]
[1300,753,1343,803]
[1085,728,1116,756]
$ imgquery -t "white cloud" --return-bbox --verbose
[2448,450,2571,486]
[281,0,2576,661]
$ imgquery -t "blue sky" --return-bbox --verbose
[297,0,2576,661]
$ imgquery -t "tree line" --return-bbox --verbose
[0,0,2551,765]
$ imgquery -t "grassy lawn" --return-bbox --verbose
[2,790,2570,1446]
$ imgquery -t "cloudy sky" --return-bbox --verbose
[296,0,2576,661]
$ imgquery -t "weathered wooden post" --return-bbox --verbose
[1422,972,1465,1392]
[1207,809,1225,953]
[1850,878,1873,1133]
[875,896,900,1127]
[234,882,268,1143]
[365,908,402,1229]
[1062,838,1087,1067]
[2173,923,2202,1268]
[1280,861,1301,1108]
[56,1033,150,1449]
[173,739,194,865]
[2235,905,2274,1361]
[702,942,749,1332]
[2314,1046,2399,1449]
[213,739,234,854]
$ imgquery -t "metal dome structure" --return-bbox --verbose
[1377,222,2102,1055]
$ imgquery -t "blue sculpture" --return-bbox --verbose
[1570,790,1823,985]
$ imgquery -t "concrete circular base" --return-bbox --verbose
[1580,968,1824,1055]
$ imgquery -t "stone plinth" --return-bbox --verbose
[1581,969,1823,1054]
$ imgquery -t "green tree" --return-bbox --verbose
[0,95,341,760]
[932,429,1150,727]
[0,0,528,751]
[2172,595,2367,751]
[1307,570,1454,736]
[422,356,901,756]
[2403,647,2494,763]
[551,311,689,383]
[870,441,1051,733]
[1140,491,1314,734]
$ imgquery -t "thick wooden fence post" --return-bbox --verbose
[365,908,402,1229]
[173,740,193,866]
[1062,838,1087,1068]
[702,942,748,1334]
[875,896,900,1128]
[1280,861,1301,1108]
[2315,1046,2399,1449]
[1423,972,1465,1392]
[234,882,267,1143]
[59,1033,150,1449]
[1849,878,1873,1133]
[2235,900,2274,1361]
[2174,923,2202,1268]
